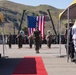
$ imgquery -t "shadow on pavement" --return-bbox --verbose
[0,57,22,75]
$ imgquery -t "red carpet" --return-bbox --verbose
[12,56,48,75]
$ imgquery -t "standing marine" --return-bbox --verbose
[33,26,41,53]
[28,33,34,48]
[7,33,12,48]
[46,30,52,48]
[17,31,23,48]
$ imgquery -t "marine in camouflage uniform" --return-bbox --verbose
[17,32,23,48]
[8,33,12,48]
[28,34,33,48]
[46,31,52,48]
[33,27,41,53]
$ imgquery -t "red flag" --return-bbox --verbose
[37,16,45,39]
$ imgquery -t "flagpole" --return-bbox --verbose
[67,7,70,62]
[1,23,5,56]
[59,19,61,56]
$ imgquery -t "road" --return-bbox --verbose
[0,44,76,75]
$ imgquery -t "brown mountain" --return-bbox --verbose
[0,0,63,35]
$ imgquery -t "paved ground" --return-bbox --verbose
[0,44,76,75]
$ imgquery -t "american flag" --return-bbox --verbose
[28,16,45,39]
[28,28,35,36]
[27,16,36,28]
[37,16,45,39]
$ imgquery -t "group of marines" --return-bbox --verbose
[7,26,52,54]
[28,26,52,53]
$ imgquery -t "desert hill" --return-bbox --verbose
[0,0,64,35]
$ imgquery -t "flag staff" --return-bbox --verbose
[67,7,70,62]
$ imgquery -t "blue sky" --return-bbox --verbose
[9,0,74,9]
